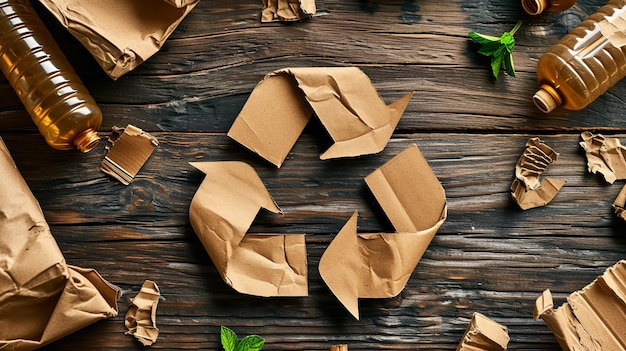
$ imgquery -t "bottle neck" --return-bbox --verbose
[522,0,547,15]
[533,84,563,113]
[73,128,101,153]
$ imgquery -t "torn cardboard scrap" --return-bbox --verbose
[37,0,199,80]
[318,144,447,319]
[228,67,414,167]
[456,313,509,351]
[613,184,626,221]
[510,137,564,210]
[261,0,316,22]
[101,125,159,185]
[189,161,308,297]
[579,131,626,184]
[0,138,120,351]
[125,280,160,346]
[534,260,626,351]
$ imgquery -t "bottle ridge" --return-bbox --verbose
[522,0,576,15]
[533,0,626,113]
[0,0,102,152]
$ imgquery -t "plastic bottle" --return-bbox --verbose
[522,0,576,15]
[533,0,626,113]
[0,0,102,152]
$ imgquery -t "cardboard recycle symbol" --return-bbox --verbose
[189,67,448,320]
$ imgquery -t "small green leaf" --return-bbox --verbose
[221,326,239,351]
[235,335,265,351]
[468,31,500,45]
[468,20,522,79]
[504,52,516,77]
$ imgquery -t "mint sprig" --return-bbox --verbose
[468,20,522,79]
[221,326,265,351]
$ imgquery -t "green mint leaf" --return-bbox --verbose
[468,31,500,45]
[468,20,522,79]
[221,326,239,351]
[499,32,515,52]
[504,52,516,77]
[234,335,265,351]
[491,55,503,79]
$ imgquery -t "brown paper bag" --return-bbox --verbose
[0,138,119,350]
[37,0,199,79]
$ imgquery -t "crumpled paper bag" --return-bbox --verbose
[319,144,447,319]
[37,0,199,80]
[0,138,119,351]
[228,67,414,167]
[189,161,308,297]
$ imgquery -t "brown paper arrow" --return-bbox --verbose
[228,67,414,167]
[189,161,308,296]
[318,144,447,319]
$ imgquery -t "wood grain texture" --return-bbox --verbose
[1,0,625,350]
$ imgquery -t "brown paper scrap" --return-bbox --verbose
[0,138,119,351]
[599,7,626,49]
[100,125,159,185]
[456,313,509,351]
[37,0,199,80]
[262,0,316,22]
[318,144,447,319]
[534,260,626,351]
[125,280,160,346]
[228,67,414,167]
[189,161,308,296]
[510,137,564,210]
[612,183,626,221]
[579,131,626,184]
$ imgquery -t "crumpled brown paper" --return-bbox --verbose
[612,184,626,221]
[228,67,414,167]
[510,137,564,210]
[189,161,308,297]
[0,138,120,351]
[534,260,626,351]
[125,280,160,346]
[579,131,626,184]
[456,313,509,351]
[318,144,447,319]
[261,0,316,22]
[37,0,199,80]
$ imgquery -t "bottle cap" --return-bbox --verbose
[522,0,546,15]
[533,84,562,113]
[73,128,101,153]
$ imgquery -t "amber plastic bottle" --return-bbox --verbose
[522,0,576,15]
[0,0,102,152]
[533,0,626,113]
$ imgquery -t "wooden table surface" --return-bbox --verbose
[2,0,625,350]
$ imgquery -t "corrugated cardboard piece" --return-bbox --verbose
[318,144,447,319]
[579,131,626,184]
[261,0,316,22]
[100,124,159,185]
[510,137,564,210]
[534,260,626,351]
[228,67,414,167]
[0,138,120,351]
[125,280,160,346]
[37,0,199,80]
[456,313,509,351]
[189,161,308,297]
